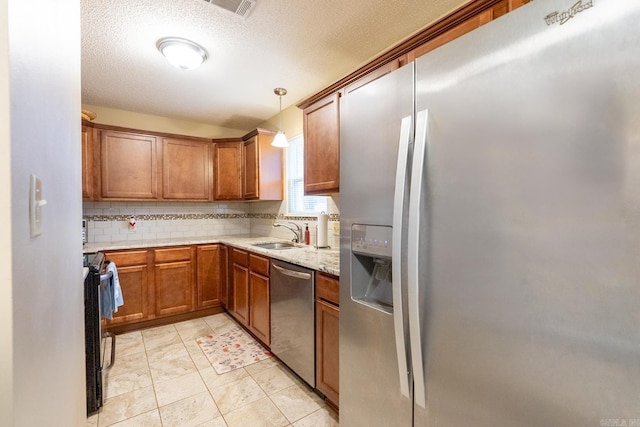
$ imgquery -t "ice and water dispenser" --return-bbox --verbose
[350,224,394,314]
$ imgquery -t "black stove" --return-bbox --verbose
[84,251,105,415]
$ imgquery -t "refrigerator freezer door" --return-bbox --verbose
[340,63,414,427]
[414,0,640,425]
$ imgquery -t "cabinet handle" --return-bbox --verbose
[272,264,312,280]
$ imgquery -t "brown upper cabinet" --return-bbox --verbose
[81,124,95,200]
[84,122,283,202]
[213,140,243,201]
[302,93,340,195]
[100,129,158,200]
[161,138,212,200]
[213,130,283,201]
[242,129,283,201]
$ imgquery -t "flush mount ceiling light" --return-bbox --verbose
[156,37,208,70]
[272,87,289,148]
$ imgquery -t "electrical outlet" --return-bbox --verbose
[332,222,340,236]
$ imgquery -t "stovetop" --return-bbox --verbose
[83,252,105,271]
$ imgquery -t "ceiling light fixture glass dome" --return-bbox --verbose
[157,37,208,70]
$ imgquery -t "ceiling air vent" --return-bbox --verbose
[206,0,257,18]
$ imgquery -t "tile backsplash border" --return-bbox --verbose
[82,199,341,245]
[84,212,340,222]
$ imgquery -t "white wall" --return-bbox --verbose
[82,104,246,138]
[8,0,85,425]
[0,0,13,425]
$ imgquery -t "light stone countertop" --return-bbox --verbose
[83,235,340,277]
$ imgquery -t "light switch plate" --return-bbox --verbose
[29,174,47,237]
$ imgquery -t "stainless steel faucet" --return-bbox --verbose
[273,222,302,243]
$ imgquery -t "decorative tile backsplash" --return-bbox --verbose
[82,197,340,247]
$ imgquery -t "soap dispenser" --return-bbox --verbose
[304,223,310,245]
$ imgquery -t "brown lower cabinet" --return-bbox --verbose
[248,254,270,346]
[198,244,226,309]
[103,250,151,325]
[315,272,340,408]
[104,244,224,330]
[228,247,271,347]
[154,247,194,317]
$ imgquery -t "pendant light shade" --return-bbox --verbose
[157,37,208,70]
[272,131,288,147]
[272,88,288,148]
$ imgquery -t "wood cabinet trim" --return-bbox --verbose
[296,0,503,110]
[87,121,214,143]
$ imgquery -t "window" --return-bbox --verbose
[286,135,328,214]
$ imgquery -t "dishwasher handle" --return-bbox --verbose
[272,263,312,280]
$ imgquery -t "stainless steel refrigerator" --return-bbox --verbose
[339,1,640,425]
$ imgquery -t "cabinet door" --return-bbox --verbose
[248,271,270,346]
[316,299,340,406]
[219,245,229,309]
[162,138,212,200]
[81,125,94,199]
[196,245,223,308]
[232,263,249,325]
[104,250,150,326]
[243,136,259,199]
[101,130,158,199]
[213,141,243,200]
[155,260,194,317]
[303,93,340,195]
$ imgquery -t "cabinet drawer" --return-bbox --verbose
[105,250,148,267]
[316,273,340,306]
[154,247,191,263]
[232,248,249,266]
[249,254,269,276]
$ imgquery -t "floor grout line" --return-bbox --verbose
[96,314,337,427]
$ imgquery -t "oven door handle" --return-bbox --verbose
[99,270,113,283]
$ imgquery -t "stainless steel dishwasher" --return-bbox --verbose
[270,259,315,387]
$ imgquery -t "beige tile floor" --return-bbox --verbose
[87,313,339,427]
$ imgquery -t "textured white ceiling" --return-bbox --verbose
[81,0,469,131]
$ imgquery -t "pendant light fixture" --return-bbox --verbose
[272,88,289,148]
[157,37,208,70]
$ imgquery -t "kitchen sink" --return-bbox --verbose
[253,242,297,250]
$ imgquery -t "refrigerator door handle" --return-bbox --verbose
[408,109,429,408]
[392,115,413,399]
